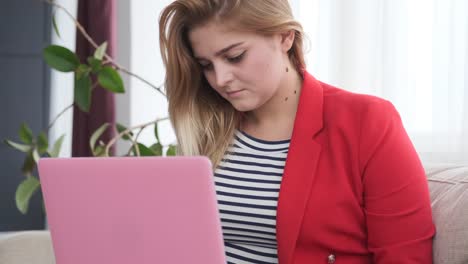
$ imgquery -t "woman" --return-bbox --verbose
[159,0,435,263]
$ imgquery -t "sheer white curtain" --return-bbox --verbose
[292,0,468,165]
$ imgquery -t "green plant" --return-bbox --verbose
[3,1,174,215]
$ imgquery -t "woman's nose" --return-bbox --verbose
[214,65,234,87]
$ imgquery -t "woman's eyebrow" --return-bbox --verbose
[195,42,244,60]
[214,42,244,56]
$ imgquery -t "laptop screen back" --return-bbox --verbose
[38,156,226,264]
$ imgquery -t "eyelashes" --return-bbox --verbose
[226,51,245,63]
[199,51,246,71]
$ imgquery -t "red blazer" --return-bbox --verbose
[276,71,435,264]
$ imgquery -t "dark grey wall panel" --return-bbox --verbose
[0,57,46,140]
[0,0,46,54]
[0,148,45,230]
[0,0,51,231]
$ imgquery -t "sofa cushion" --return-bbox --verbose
[0,231,55,264]
[425,164,468,264]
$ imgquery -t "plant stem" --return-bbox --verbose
[112,126,141,157]
[46,104,73,133]
[44,0,166,97]
[135,125,148,143]
[128,136,141,157]
[105,118,169,157]
[116,67,165,97]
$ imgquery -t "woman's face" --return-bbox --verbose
[188,21,290,112]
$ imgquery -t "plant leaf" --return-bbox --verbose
[49,134,65,158]
[21,152,36,177]
[166,145,177,156]
[74,74,92,112]
[98,66,125,93]
[90,123,110,152]
[19,123,34,144]
[94,42,108,60]
[15,177,41,215]
[32,148,41,163]
[76,64,91,80]
[93,145,106,157]
[133,143,155,156]
[87,57,102,73]
[37,132,49,154]
[43,45,79,72]
[154,123,160,143]
[149,143,163,156]
[52,13,61,39]
[116,123,133,140]
[4,139,31,152]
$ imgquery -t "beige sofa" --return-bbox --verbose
[426,164,468,263]
[0,164,467,264]
[0,231,55,264]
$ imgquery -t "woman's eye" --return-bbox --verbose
[200,63,213,70]
[227,52,245,63]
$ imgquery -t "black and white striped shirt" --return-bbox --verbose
[214,130,290,264]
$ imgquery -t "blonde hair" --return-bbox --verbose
[159,0,306,168]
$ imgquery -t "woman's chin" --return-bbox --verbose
[230,102,257,112]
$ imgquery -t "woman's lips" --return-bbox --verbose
[226,89,245,98]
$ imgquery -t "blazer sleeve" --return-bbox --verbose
[358,99,435,263]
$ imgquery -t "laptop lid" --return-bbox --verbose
[38,156,226,264]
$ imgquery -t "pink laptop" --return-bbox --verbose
[38,156,226,264]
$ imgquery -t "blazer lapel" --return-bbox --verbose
[277,71,324,264]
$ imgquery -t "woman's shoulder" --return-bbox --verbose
[320,81,400,122]
[321,81,391,107]
[315,81,404,141]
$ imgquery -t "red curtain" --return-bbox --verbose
[72,0,116,157]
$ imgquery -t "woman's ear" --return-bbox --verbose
[280,30,295,52]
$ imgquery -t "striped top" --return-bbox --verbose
[214,130,290,264]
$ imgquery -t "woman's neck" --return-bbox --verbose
[241,70,303,141]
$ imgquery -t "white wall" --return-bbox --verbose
[116,0,176,155]
[48,0,77,158]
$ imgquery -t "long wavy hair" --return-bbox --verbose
[159,0,306,168]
